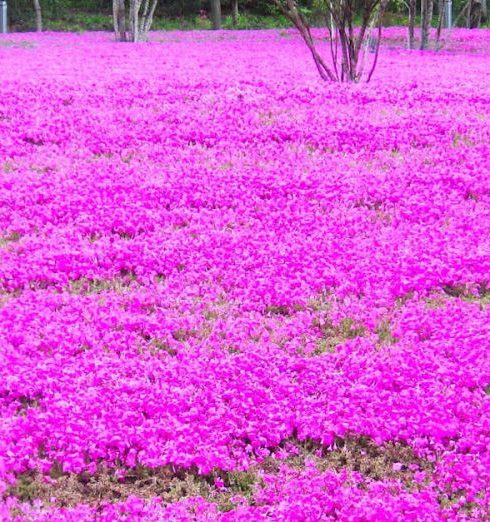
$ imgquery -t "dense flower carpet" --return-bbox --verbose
[0,27,489,520]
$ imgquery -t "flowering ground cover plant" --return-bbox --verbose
[0,27,490,520]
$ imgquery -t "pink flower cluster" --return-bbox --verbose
[0,27,489,520]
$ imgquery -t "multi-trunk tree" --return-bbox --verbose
[273,0,388,83]
[410,0,487,51]
[408,0,434,50]
[113,0,159,42]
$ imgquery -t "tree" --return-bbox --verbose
[468,0,483,27]
[448,0,486,28]
[210,0,222,29]
[113,0,127,41]
[408,0,416,49]
[273,0,388,83]
[420,0,434,49]
[435,0,447,42]
[232,0,239,25]
[113,0,159,42]
[409,0,449,51]
[33,0,42,32]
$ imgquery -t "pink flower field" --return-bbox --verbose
[0,27,490,520]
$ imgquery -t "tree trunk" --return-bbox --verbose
[232,0,239,26]
[113,0,127,41]
[141,0,158,40]
[469,0,482,27]
[114,0,158,42]
[428,0,435,31]
[408,0,416,48]
[33,0,42,32]
[453,0,471,26]
[436,0,445,40]
[113,0,118,39]
[272,0,386,83]
[139,0,149,39]
[132,0,139,42]
[210,0,221,30]
[420,0,434,50]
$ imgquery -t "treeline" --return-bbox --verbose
[7,0,488,32]
[9,0,275,30]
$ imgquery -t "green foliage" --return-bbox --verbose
[222,13,290,29]
[224,470,259,495]
[8,0,488,33]
[7,472,41,502]
[47,12,113,32]
[376,319,398,345]
[153,15,212,31]
[310,317,366,356]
